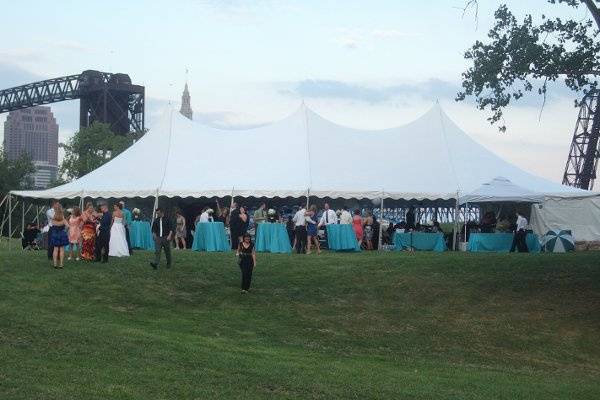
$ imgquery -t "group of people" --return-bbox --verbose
[40,200,133,268]
[289,203,381,254]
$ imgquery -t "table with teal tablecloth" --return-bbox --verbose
[326,224,361,251]
[130,220,155,250]
[393,232,447,252]
[467,233,541,252]
[192,222,230,252]
[255,223,291,253]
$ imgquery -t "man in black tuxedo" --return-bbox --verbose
[94,202,111,263]
[151,208,173,269]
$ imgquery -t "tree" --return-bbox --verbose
[457,0,600,131]
[0,148,35,197]
[60,122,134,180]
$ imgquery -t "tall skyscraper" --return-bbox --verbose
[3,106,59,189]
[179,83,193,120]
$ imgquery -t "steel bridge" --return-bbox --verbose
[563,90,600,190]
[0,70,144,134]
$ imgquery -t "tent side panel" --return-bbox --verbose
[530,197,600,242]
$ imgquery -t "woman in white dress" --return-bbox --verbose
[109,203,130,257]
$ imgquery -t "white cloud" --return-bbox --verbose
[333,27,422,49]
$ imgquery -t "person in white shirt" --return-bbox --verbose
[318,202,337,249]
[510,212,529,253]
[46,200,58,260]
[292,204,307,253]
[318,203,337,227]
[198,208,214,223]
[339,206,353,225]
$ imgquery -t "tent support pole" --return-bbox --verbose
[306,188,310,210]
[464,202,468,244]
[152,189,159,222]
[8,194,12,251]
[229,187,235,210]
[452,191,459,251]
[378,192,384,251]
[21,200,25,237]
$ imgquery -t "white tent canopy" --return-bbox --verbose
[10,103,596,201]
[458,177,546,204]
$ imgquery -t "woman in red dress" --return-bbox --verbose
[352,209,364,248]
[80,202,98,261]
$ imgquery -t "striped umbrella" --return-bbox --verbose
[542,230,575,253]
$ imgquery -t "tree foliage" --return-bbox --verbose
[60,122,134,180]
[0,148,35,196]
[457,0,600,131]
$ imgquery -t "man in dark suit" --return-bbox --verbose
[151,207,173,269]
[94,202,111,263]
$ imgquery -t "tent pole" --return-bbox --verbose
[152,189,159,222]
[79,190,84,210]
[306,188,310,210]
[464,202,468,243]
[8,194,12,251]
[229,186,235,210]
[378,191,384,251]
[452,191,459,251]
[21,200,25,237]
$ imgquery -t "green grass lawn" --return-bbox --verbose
[1,246,599,399]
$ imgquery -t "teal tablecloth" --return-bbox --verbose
[467,233,541,252]
[130,220,154,250]
[192,222,230,252]
[326,224,360,251]
[255,223,291,253]
[393,232,447,252]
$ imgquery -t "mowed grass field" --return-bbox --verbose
[1,246,599,399]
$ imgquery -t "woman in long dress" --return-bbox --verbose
[175,210,187,250]
[67,207,83,261]
[109,203,130,257]
[81,202,98,261]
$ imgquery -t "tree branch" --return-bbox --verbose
[582,0,600,29]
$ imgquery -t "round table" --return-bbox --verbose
[326,224,361,251]
[393,232,446,252]
[192,222,230,252]
[255,223,292,253]
[130,220,155,250]
[467,233,541,252]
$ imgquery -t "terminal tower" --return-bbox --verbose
[179,83,193,120]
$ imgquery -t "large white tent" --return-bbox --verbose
[9,103,596,201]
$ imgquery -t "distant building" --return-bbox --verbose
[179,83,193,120]
[3,106,59,189]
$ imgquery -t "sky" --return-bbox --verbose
[0,0,594,183]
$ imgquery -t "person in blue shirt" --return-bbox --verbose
[119,200,133,255]
[94,202,112,263]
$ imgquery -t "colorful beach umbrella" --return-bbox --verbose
[542,230,575,253]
